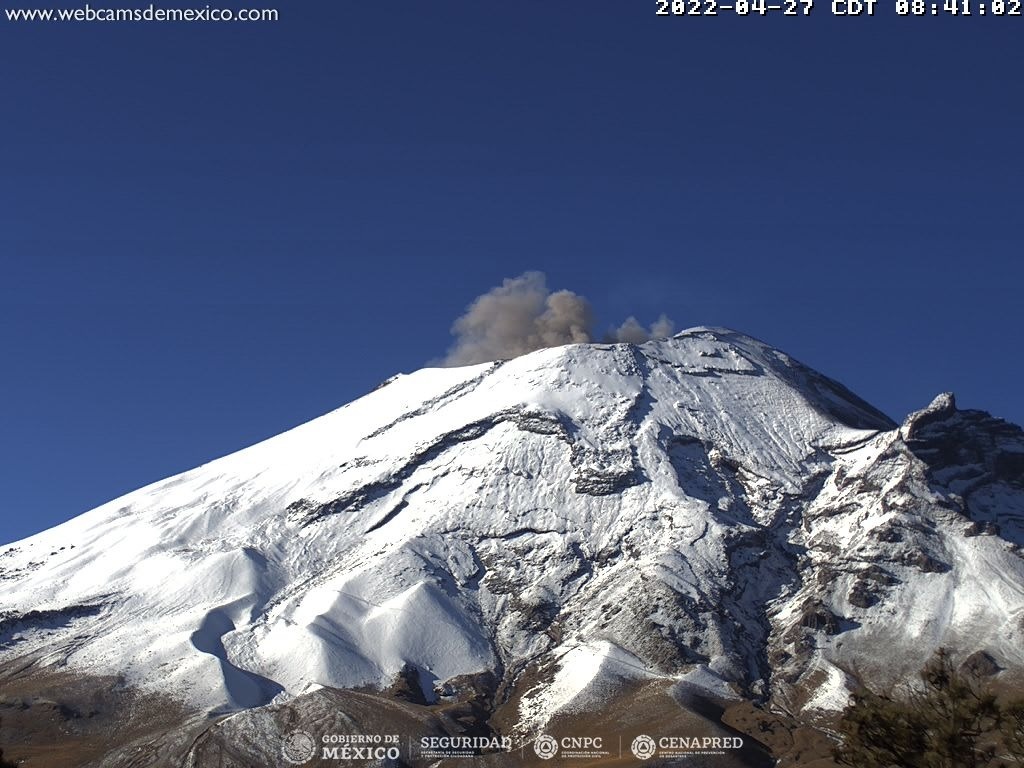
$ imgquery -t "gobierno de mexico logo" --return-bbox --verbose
[281,730,317,765]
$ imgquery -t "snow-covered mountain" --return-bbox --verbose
[1,327,1022,763]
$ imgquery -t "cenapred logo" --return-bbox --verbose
[631,734,657,760]
[281,730,317,764]
[533,734,559,760]
[631,733,744,760]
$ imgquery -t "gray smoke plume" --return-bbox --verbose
[442,271,675,366]
[610,314,676,345]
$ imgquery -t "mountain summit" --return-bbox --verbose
[1,328,1022,766]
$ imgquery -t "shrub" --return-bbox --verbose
[835,649,1024,768]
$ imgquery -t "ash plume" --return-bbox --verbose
[442,271,675,366]
[609,314,676,345]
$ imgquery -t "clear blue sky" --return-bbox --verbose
[2,3,1021,545]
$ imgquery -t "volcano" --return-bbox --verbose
[2,327,1022,767]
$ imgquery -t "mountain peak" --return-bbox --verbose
[1,331,1020,764]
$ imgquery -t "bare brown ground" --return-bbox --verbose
[0,654,202,768]
[0,654,844,768]
[721,701,839,768]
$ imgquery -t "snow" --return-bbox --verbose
[802,657,853,712]
[516,641,658,733]
[0,326,1020,728]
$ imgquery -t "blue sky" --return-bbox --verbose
[2,3,1022,545]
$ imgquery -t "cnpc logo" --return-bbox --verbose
[533,734,605,760]
[533,735,558,760]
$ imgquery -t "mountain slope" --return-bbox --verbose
[1,327,1021,762]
